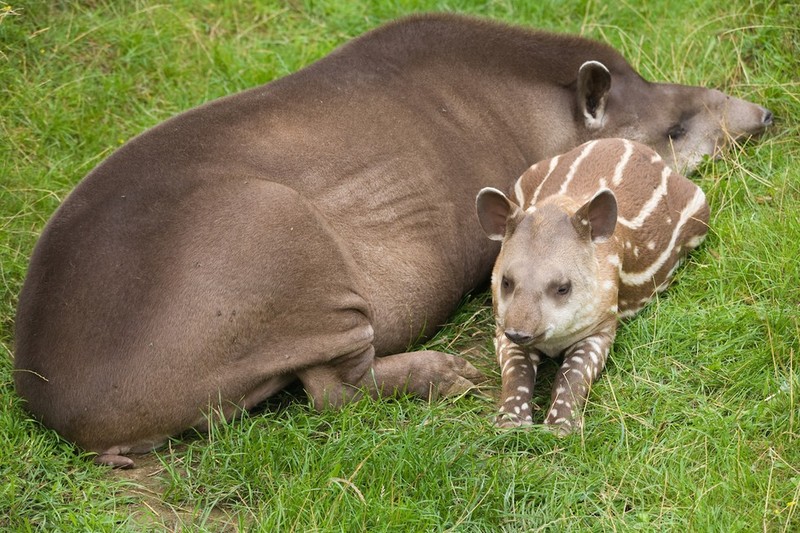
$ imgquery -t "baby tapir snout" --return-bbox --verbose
[504,330,539,346]
[476,138,709,434]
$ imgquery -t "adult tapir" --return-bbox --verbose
[14,13,771,467]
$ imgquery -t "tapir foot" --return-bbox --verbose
[90,439,167,468]
[494,412,534,429]
[94,452,135,469]
[366,350,485,400]
[303,348,484,408]
[543,412,583,436]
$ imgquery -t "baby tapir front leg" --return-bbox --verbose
[495,329,541,428]
[544,328,615,435]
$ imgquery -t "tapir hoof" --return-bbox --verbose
[543,414,583,437]
[94,453,136,469]
[437,356,486,397]
[494,412,534,429]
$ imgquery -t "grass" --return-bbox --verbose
[1,0,798,530]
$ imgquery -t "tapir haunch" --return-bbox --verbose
[13,14,770,467]
[476,138,710,434]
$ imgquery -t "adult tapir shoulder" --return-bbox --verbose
[13,13,771,467]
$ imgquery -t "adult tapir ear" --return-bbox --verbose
[577,61,611,130]
[476,187,524,241]
[572,189,617,243]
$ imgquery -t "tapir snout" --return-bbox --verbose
[611,82,774,172]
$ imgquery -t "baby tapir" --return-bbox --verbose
[476,138,709,434]
[15,14,767,467]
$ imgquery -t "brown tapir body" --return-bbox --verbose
[476,138,710,434]
[13,14,770,466]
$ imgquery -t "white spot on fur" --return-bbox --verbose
[602,280,614,291]
[517,386,530,394]
[647,241,656,250]
[502,365,518,376]
[687,234,706,248]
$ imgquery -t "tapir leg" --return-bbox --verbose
[544,328,616,435]
[297,346,483,409]
[493,332,541,428]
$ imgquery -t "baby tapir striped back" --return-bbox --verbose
[476,138,709,434]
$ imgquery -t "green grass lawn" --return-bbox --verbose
[1,0,798,530]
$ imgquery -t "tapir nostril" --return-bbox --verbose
[505,330,534,345]
[762,109,774,126]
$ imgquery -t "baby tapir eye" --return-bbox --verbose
[667,123,686,141]
[501,276,514,292]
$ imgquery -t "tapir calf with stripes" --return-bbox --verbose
[476,138,709,433]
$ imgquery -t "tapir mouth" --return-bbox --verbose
[503,328,550,346]
[759,108,775,129]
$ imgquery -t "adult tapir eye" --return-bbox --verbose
[667,124,686,141]
[555,282,572,297]
[501,276,513,292]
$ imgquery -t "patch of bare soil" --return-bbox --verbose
[108,448,239,531]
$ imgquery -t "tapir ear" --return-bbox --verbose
[476,187,523,241]
[572,189,617,243]
[577,61,611,130]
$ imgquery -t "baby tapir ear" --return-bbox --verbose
[476,187,523,241]
[577,61,611,130]
[572,189,617,243]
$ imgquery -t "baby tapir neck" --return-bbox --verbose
[476,137,709,433]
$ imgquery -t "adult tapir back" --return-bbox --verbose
[13,13,771,467]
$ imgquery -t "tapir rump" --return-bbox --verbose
[476,138,710,434]
[14,14,770,467]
